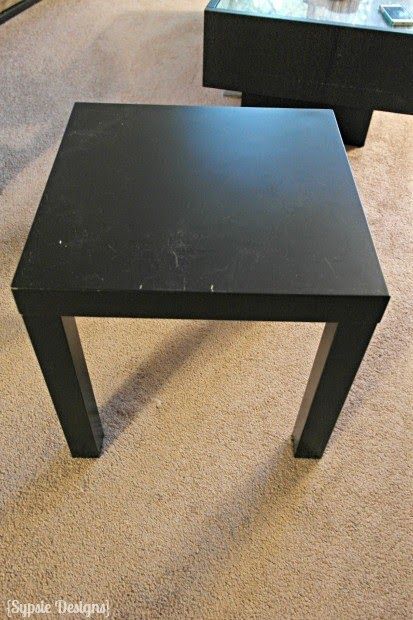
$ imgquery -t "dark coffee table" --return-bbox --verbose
[12,104,389,458]
[203,0,413,146]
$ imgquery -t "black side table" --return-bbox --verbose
[12,104,389,458]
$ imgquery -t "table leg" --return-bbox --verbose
[23,315,103,457]
[241,93,373,147]
[332,107,373,147]
[292,320,377,458]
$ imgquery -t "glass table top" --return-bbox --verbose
[216,0,413,32]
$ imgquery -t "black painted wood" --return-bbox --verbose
[12,104,388,310]
[12,104,389,458]
[23,315,103,457]
[241,93,373,147]
[203,1,413,144]
[0,0,42,25]
[293,319,377,457]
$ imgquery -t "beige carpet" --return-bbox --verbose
[0,1,412,618]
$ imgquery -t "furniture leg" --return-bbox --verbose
[293,320,377,458]
[332,106,373,147]
[23,315,103,457]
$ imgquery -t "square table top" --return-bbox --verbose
[214,0,413,33]
[13,103,388,302]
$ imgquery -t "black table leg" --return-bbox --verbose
[241,93,373,147]
[293,320,377,458]
[332,107,373,147]
[23,315,103,457]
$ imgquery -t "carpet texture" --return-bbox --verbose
[0,1,412,618]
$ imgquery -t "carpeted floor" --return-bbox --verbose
[0,1,412,618]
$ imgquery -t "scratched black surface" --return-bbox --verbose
[13,104,388,297]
